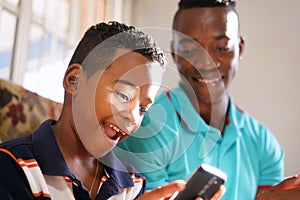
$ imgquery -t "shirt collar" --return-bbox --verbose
[170,85,245,134]
[98,151,140,188]
[32,119,73,177]
[226,98,245,133]
[33,120,142,189]
[170,86,209,132]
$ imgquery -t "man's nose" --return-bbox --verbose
[192,49,218,72]
[187,45,218,72]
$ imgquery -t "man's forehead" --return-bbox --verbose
[174,8,239,38]
[175,7,237,26]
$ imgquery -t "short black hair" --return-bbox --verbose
[179,0,235,9]
[69,21,166,78]
[173,0,237,30]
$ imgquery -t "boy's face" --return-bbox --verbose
[172,7,244,105]
[73,50,162,158]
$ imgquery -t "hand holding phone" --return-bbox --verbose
[170,164,227,200]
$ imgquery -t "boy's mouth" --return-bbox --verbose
[104,122,126,141]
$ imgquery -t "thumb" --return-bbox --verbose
[137,180,186,200]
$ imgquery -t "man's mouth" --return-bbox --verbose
[105,122,126,141]
[197,77,222,84]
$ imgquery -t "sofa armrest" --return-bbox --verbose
[0,79,62,143]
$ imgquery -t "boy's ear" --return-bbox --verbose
[63,64,81,96]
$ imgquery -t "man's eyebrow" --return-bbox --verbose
[179,37,196,44]
[215,34,229,40]
[179,35,230,43]
[117,79,138,89]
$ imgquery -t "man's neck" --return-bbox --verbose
[196,95,229,135]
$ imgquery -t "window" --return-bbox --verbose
[23,0,72,103]
[0,0,131,102]
[0,1,18,80]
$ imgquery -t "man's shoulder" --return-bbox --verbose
[231,103,275,142]
[154,87,184,103]
[241,109,269,133]
[153,90,169,104]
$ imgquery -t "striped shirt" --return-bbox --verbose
[0,120,145,199]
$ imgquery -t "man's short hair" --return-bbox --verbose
[173,0,238,31]
[178,0,236,9]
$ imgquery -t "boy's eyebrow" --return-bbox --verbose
[117,79,139,89]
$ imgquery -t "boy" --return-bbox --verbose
[0,21,189,200]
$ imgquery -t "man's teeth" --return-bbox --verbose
[108,124,125,136]
[197,77,221,84]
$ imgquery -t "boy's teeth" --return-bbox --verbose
[108,124,125,135]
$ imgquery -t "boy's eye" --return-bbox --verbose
[114,91,130,103]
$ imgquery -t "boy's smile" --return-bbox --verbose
[72,49,163,158]
[103,122,126,143]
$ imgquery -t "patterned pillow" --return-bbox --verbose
[0,79,62,143]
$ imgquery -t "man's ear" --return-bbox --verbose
[63,64,82,96]
[170,40,177,63]
[239,36,245,60]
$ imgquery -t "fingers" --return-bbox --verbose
[272,174,300,190]
[211,185,226,200]
[256,188,300,200]
[137,180,186,200]
[195,185,226,200]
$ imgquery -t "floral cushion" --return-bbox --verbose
[0,79,62,143]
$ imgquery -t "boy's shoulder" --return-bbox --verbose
[0,134,34,159]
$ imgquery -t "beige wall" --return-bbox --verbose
[130,0,300,177]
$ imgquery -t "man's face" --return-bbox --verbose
[73,50,162,158]
[172,7,244,104]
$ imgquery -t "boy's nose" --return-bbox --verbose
[122,101,140,126]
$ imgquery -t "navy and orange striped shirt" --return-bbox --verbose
[0,120,145,199]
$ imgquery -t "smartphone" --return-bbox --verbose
[170,164,227,200]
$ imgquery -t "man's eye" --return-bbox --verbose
[178,48,198,57]
[114,91,130,103]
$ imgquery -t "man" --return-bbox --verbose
[116,0,284,199]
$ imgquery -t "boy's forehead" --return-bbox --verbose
[110,50,151,72]
[106,50,162,86]
[114,62,162,87]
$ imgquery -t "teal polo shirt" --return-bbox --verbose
[115,85,284,200]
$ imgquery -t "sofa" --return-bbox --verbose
[0,79,62,143]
